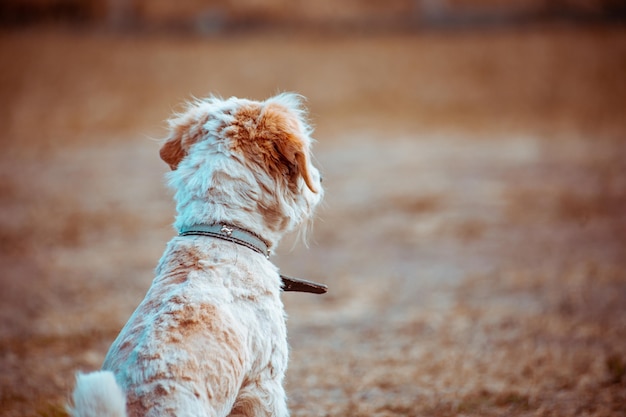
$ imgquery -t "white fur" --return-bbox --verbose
[69,93,323,417]
[68,371,127,417]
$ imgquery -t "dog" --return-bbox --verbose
[69,93,324,417]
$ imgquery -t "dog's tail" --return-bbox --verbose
[68,371,127,417]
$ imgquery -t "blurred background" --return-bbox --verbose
[1,1,625,416]
[1,0,626,30]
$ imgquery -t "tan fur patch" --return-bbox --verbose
[228,102,318,194]
[159,134,186,171]
[257,200,289,232]
[160,111,211,170]
[155,242,204,278]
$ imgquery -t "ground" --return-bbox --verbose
[0,25,625,417]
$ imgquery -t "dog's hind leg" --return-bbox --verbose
[228,377,289,417]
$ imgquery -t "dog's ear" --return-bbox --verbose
[257,101,319,193]
[160,105,209,170]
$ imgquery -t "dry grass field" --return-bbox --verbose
[1,24,625,416]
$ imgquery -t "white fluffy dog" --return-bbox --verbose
[69,93,324,417]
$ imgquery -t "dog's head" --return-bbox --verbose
[160,93,323,246]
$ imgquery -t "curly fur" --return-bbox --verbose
[69,93,323,417]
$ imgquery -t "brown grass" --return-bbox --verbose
[0,25,625,416]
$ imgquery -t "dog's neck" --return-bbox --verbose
[179,223,272,258]
[178,223,328,294]
[174,213,281,254]
[172,203,285,252]
[166,146,312,252]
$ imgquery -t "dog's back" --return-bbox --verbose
[100,238,287,416]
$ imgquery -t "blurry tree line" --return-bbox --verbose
[1,0,624,31]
